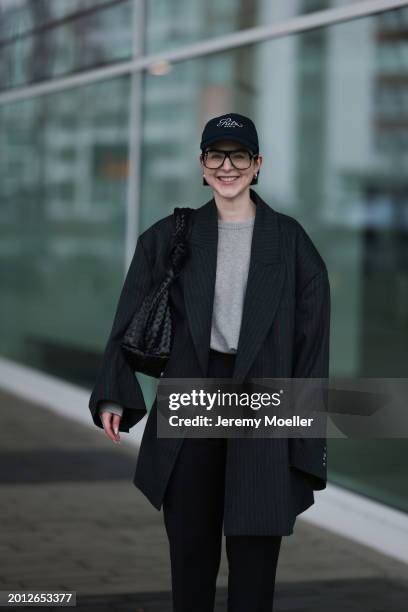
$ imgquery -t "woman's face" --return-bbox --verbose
[200,139,262,199]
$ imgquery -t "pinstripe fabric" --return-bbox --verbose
[88,188,330,536]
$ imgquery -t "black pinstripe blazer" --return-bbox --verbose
[88,188,331,536]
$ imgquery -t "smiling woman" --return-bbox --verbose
[92,112,330,612]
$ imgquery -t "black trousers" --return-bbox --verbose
[163,349,282,612]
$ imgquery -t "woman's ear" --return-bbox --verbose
[250,154,261,184]
[200,153,209,186]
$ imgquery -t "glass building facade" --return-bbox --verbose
[1,0,407,513]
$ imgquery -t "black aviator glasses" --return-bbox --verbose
[202,148,258,170]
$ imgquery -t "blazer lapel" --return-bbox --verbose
[183,188,286,382]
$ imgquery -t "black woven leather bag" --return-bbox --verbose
[120,207,194,378]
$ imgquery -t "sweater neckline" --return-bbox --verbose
[217,217,255,229]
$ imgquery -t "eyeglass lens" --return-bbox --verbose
[204,150,252,169]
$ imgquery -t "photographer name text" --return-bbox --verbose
[168,415,314,428]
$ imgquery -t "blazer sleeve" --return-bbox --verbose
[289,225,331,490]
[88,235,154,433]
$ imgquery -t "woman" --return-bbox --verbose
[89,112,331,612]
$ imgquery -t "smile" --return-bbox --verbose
[217,176,240,183]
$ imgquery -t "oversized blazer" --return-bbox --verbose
[88,187,331,536]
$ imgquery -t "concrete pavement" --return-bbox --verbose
[1,387,408,611]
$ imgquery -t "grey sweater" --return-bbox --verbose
[99,216,255,419]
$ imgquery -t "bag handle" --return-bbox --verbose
[168,207,195,278]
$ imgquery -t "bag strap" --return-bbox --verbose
[168,207,195,277]
[173,206,195,240]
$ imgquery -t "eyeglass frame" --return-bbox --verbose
[201,147,259,170]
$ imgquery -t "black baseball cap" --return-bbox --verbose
[200,113,259,155]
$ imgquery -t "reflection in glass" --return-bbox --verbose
[0,76,131,388]
[0,0,133,91]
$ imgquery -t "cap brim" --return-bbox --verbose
[201,135,257,153]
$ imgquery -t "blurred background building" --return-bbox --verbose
[1,0,407,545]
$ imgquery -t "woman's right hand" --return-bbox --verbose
[100,411,121,443]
